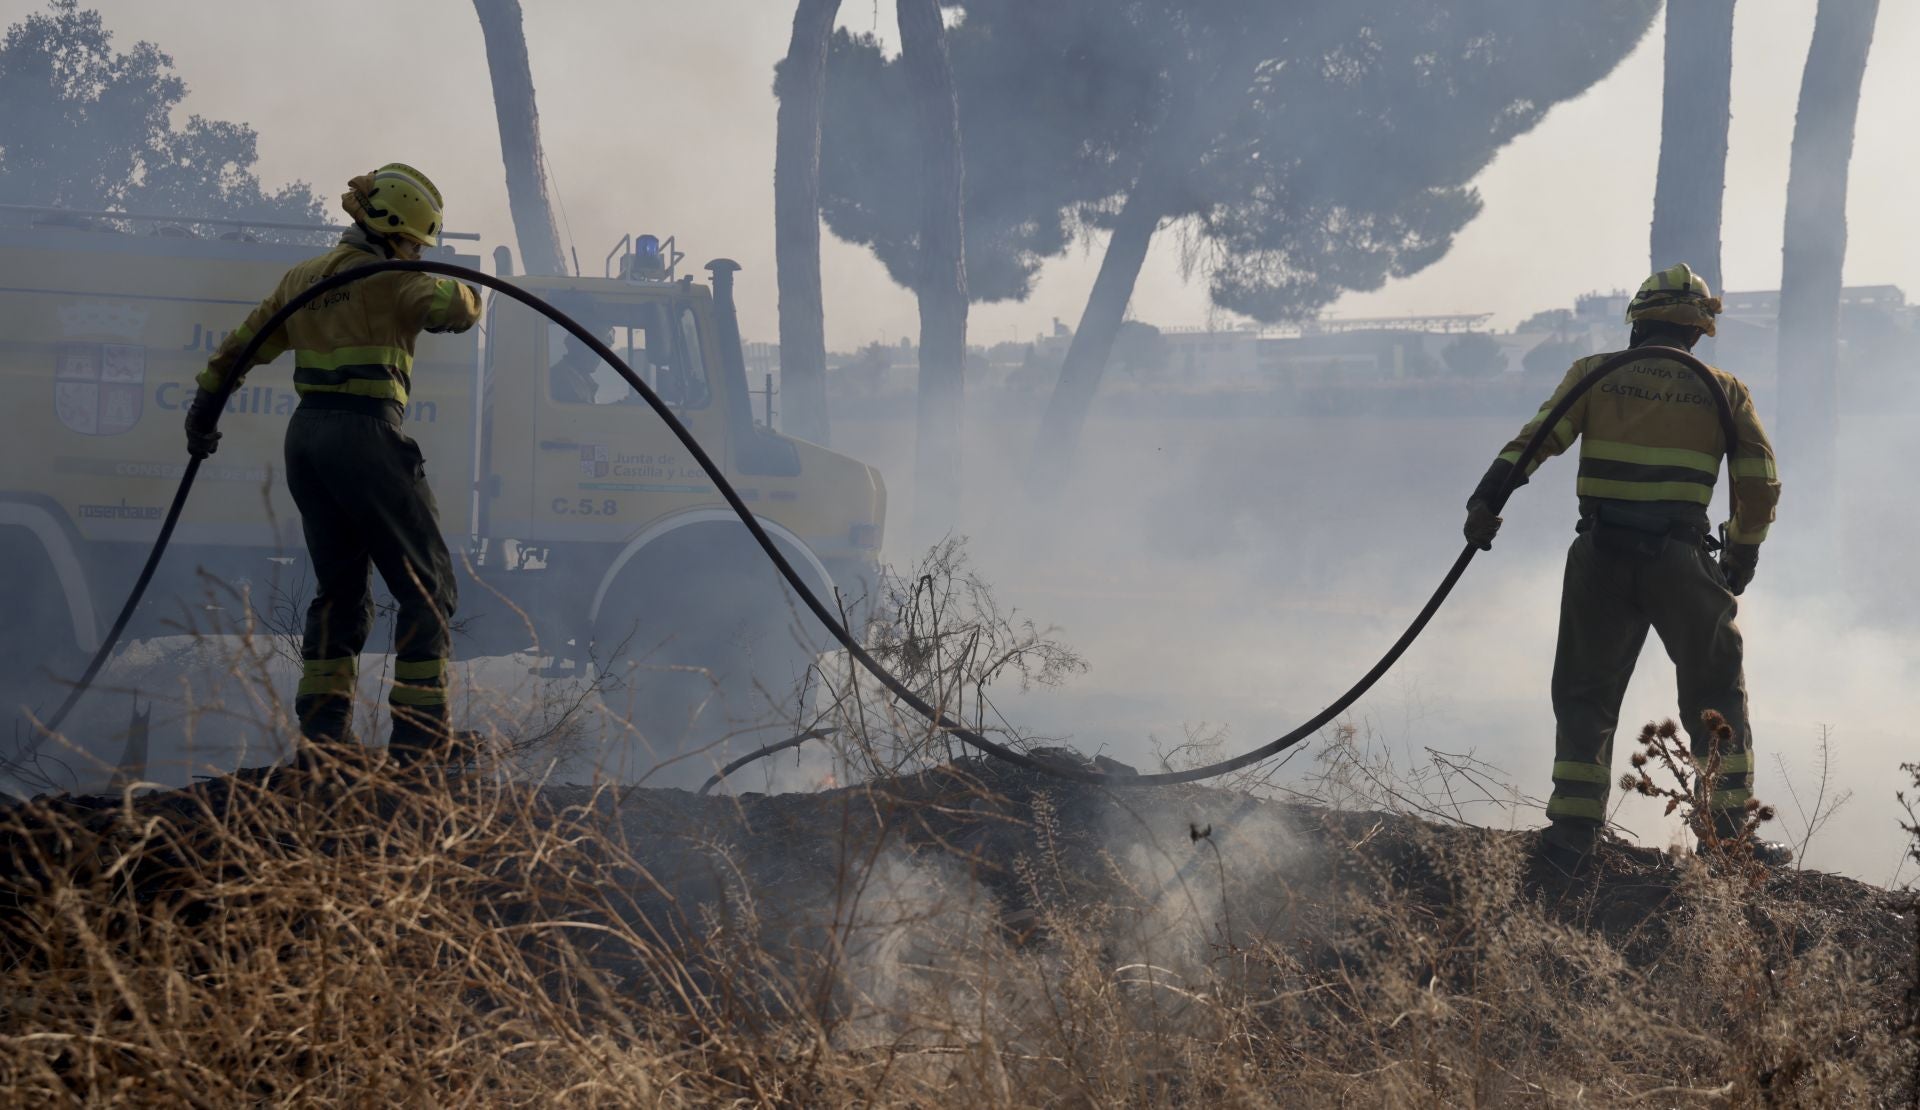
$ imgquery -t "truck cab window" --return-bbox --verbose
[676,306,711,410]
[546,300,711,410]
[547,320,645,406]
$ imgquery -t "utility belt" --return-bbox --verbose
[295,392,405,427]
[1577,501,1718,560]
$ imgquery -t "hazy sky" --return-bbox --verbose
[5,1,1916,348]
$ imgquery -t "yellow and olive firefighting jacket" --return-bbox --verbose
[197,228,481,406]
[1481,349,1780,545]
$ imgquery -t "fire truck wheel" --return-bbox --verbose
[591,533,827,781]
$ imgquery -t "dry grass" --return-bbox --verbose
[0,543,1911,1106]
[0,736,1910,1107]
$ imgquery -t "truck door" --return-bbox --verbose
[529,295,729,544]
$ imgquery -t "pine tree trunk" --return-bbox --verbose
[899,0,969,541]
[1026,47,1238,499]
[774,0,843,446]
[472,0,567,277]
[1777,0,1879,529]
[1029,178,1165,497]
[1649,0,1734,304]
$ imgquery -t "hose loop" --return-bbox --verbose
[25,261,1738,790]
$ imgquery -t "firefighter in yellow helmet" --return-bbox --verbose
[1463,263,1789,870]
[182,164,483,765]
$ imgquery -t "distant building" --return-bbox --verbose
[1135,314,1512,390]
[1721,284,1906,321]
[1574,290,1633,325]
[743,341,779,379]
[804,281,1914,415]
[1514,284,1916,399]
[1160,327,1263,387]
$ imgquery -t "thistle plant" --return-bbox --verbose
[1619,711,1775,859]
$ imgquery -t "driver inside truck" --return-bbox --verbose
[547,303,704,409]
[548,321,649,406]
[549,327,611,404]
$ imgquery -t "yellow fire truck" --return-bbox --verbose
[0,207,885,737]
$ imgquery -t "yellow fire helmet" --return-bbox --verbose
[1626,262,1724,337]
[341,163,445,247]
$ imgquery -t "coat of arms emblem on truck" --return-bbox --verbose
[54,301,149,437]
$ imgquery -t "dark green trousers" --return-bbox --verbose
[284,403,457,754]
[1545,529,1754,846]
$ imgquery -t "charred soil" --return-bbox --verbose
[2,754,1913,1106]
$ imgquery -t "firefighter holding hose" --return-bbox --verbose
[1464,264,1790,870]
[181,164,482,765]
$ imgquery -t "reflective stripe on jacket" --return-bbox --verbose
[1495,351,1781,545]
[196,230,481,407]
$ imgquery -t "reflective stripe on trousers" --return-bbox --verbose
[286,405,457,748]
[1545,525,1752,835]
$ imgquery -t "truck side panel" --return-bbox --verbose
[0,227,480,552]
[0,225,481,641]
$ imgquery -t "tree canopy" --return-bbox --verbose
[1197,2,1659,321]
[814,0,1658,324]
[0,1,323,234]
[816,5,1147,303]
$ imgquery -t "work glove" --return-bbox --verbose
[184,387,224,458]
[1464,501,1502,551]
[1719,542,1760,596]
[1468,458,1526,514]
[423,283,483,334]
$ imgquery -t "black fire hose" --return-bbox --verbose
[697,729,835,796]
[28,259,1740,791]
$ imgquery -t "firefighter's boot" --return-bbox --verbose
[294,655,360,754]
[389,709,485,770]
[1699,805,1794,868]
[388,701,451,764]
[1536,819,1600,878]
[1696,836,1794,869]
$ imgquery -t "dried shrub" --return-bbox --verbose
[0,741,1909,1106]
[0,559,1910,1106]
[1620,712,1777,868]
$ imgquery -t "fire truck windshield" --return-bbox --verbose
[546,299,712,411]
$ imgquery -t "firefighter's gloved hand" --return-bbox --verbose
[184,387,224,458]
[1719,542,1760,596]
[1463,501,1502,551]
[423,284,483,334]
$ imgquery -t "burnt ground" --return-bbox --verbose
[6,752,1910,973]
[3,750,1914,1102]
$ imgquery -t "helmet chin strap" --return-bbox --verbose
[342,183,406,259]
[343,219,400,260]
[352,220,427,261]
